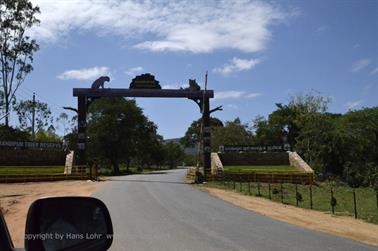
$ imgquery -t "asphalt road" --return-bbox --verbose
[95,169,376,251]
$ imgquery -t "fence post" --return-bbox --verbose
[268,183,271,200]
[257,182,261,196]
[309,185,313,209]
[330,186,336,214]
[295,184,299,207]
[239,176,242,193]
[248,178,251,195]
[280,183,284,203]
[353,188,357,219]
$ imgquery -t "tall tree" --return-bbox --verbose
[13,99,52,135]
[87,97,147,175]
[269,93,331,150]
[252,115,283,145]
[0,0,40,125]
[56,112,69,137]
[163,141,185,169]
[181,117,223,147]
[212,118,253,150]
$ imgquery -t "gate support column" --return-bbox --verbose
[77,96,87,166]
[202,97,211,181]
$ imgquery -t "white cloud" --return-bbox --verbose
[162,84,180,89]
[214,57,261,76]
[352,59,371,72]
[125,66,144,76]
[315,25,329,33]
[30,0,293,53]
[345,100,362,110]
[215,91,262,100]
[57,66,109,80]
[226,104,238,109]
[370,67,378,75]
[246,92,262,98]
[215,91,245,100]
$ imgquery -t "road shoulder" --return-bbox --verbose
[199,187,378,247]
[0,180,105,247]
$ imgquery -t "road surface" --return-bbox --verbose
[95,169,376,251]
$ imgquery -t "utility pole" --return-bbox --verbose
[196,71,208,180]
[31,92,36,141]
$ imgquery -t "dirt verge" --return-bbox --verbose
[0,180,104,248]
[200,187,378,247]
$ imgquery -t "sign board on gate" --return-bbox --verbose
[219,144,290,153]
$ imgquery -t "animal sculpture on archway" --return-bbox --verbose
[91,76,110,89]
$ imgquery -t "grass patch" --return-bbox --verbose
[0,166,65,176]
[224,165,298,174]
[205,181,378,224]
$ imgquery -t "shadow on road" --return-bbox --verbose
[137,171,168,175]
[108,178,186,185]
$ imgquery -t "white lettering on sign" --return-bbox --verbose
[0,140,62,149]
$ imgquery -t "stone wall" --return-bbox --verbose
[211,153,224,175]
[288,152,314,173]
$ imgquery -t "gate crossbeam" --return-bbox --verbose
[73,88,213,99]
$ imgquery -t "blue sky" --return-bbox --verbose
[11,0,378,139]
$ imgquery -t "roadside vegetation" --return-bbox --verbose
[204,180,378,224]
[182,93,378,188]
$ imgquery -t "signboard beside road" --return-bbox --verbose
[0,140,63,150]
[219,144,291,153]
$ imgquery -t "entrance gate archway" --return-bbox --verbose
[73,78,214,180]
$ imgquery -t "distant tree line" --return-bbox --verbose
[182,93,378,186]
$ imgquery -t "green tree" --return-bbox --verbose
[340,107,378,185]
[35,127,61,142]
[13,99,52,135]
[0,0,40,125]
[181,117,223,147]
[295,113,347,176]
[269,93,331,150]
[0,124,29,140]
[252,115,283,145]
[212,118,253,150]
[134,120,164,171]
[163,141,185,169]
[87,97,149,175]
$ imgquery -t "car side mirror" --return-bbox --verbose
[25,196,113,251]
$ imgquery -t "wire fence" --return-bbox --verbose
[208,176,378,224]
